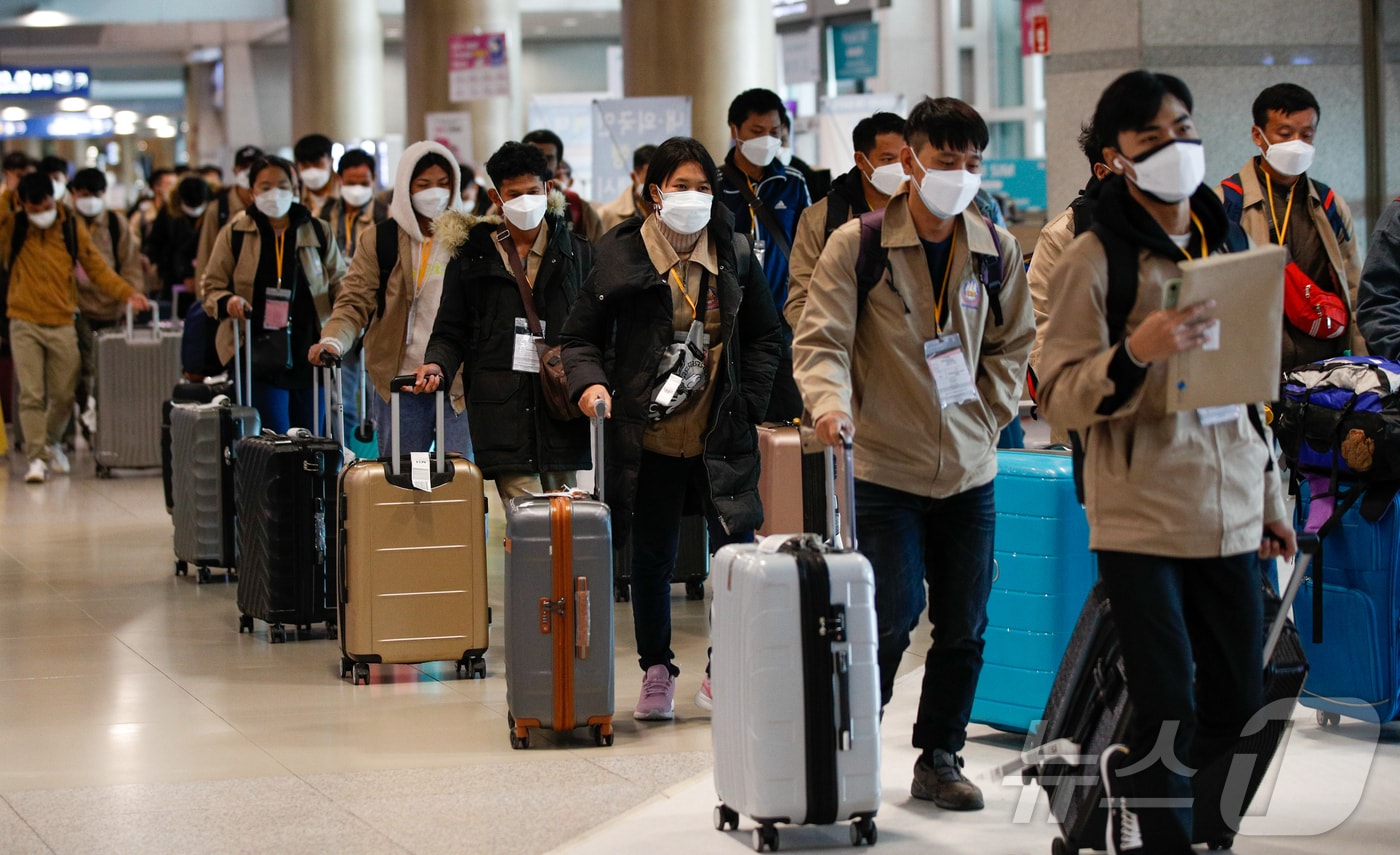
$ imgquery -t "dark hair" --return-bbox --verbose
[198,164,223,179]
[1092,70,1194,148]
[149,167,175,186]
[248,155,298,193]
[2,152,30,172]
[409,151,454,184]
[337,149,376,177]
[293,133,334,165]
[904,97,988,155]
[522,129,565,161]
[174,164,191,175]
[632,144,657,171]
[642,136,719,214]
[233,145,265,170]
[70,168,107,194]
[40,155,70,178]
[17,171,54,204]
[1078,121,1104,167]
[178,176,210,207]
[486,141,551,189]
[853,112,907,155]
[1252,83,1321,128]
[727,88,786,129]
[459,164,476,192]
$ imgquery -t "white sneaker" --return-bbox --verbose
[1101,744,1144,854]
[47,445,70,475]
[80,397,98,435]
[25,459,47,483]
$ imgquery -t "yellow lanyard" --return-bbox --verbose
[1178,212,1210,261]
[745,175,761,241]
[1263,169,1297,246]
[670,266,700,320]
[273,228,287,287]
[343,208,357,255]
[414,236,435,298]
[933,229,959,335]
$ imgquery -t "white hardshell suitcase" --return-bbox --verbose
[711,441,881,851]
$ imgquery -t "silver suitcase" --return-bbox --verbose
[94,305,183,475]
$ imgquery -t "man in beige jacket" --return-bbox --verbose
[794,96,1033,813]
[596,144,654,232]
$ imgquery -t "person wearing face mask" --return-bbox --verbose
[1038,70,1294,855]
[597,144,656,232]
[562,136,782,721]
[717,88,810,425]
[309,141,472,457]
[295,134,340,215]
[521,129,604,242]
[408,142,592,505]
[793,96,1032,811]
[146,176,212,308]
[195,145,264,288]
[1217,83,1363,372]
[0,172,151,483]
[40,156,72,210]
[201,156,345,434]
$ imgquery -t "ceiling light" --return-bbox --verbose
[113,110,138,124]
[1,106,28,121]
[145,115,171,129]
[58,97,88,112]
[114,123,136,136]
[87,104,113,119]
[155,125,176,139]
[20,9,75,28]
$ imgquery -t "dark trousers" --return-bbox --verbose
[857,478,995,753]
[1097,551,1264,854]
[630,450,753,676]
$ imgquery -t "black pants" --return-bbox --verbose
[1097,551,1264,854]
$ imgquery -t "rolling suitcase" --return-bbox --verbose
[613,514,710,603]
[973,450,1096,733]
[338,376,490,685]
[1022,539,1313,855]
[504,398,615,749]
[711,440,881,852]
[234,363,343,642]
[162,378,233,513]
[755,422,830,538]
[170,321,260,583]
[93,304,183,476]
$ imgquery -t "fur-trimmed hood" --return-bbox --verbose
[389,139,465,244]
[431,188,568,255]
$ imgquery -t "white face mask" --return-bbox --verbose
[1260,135,1315,177]
[75,196,105,218]
[254,188,295,219]
[655,189,713,235]
[501,193,548,231]
[232,170,250,189]
[738,134,781,169]
[411,187,451,218]
[340,184,374,209]
[914,164,982,219]
[863,156,907,197]
[28,208,57,229]
[777,145,794,167]
[300,167,331,192]
[52,179,67,201]
[1117,139,1205,204]
[182,203,207,218]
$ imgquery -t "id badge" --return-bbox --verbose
[513,317,544,373]
[1198,404,1240,427]
[923,333,979,408]
[263,287,292,331]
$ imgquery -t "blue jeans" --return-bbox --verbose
[631,451,753,676]
[369,389,472,457]
[251,383,318,435]
[856,478,994,753]
[339,346,364,437]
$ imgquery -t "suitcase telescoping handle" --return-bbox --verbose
[123,300,161,343]
[388,374,446,476]
[1265,532,1319,662]
[230,318,253,408]
[591,397,606,502]
[824,436,857,552]
[311,352,345,445]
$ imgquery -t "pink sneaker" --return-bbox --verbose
[694,675,712,711]
[633,664,675,720]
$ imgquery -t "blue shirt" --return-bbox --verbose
[717,148,811,316]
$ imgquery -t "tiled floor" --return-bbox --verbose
[3,434,1399,854]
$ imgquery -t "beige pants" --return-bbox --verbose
[9,319,80,463]
[494,470,577,506]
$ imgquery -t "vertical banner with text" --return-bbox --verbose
[590,97,692,205]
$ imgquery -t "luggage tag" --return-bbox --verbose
[923,333,979,408]
[654,373,683,407]
[263,288,292,331]
[410,451,433,492]
[1197,403,1240,427]
[512,318,544,373]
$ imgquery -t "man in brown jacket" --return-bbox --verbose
[794,97,1033,812]
[1,173,149,483]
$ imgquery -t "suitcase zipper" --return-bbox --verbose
[792,544,840,826]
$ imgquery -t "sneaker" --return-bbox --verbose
[24,459,47,484]
[633,664,676,721]
[911,749,985,810]
[80,397,98,435]
[694,675,713,711]
[47,445,70,475]
[1101,744,1143,854]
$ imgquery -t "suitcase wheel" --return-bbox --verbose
[238,614,253,634]
[849,817,876,847]
[95,464,111,479]
[713,804,739,832]
[752,824,779,852]
[326,621,338,641]
[174,560,188,577]
[340,657,353,678]
[1207,838,1234,852]
[352,663,370,685]
[1051,837,1078,855]
[685,581,705,601]
[590,724,614,747]
[197,566,211,584]
[456,656,486,679]
[269,624,287,644]
[1316,710,1342,728]
[614,584,630,604]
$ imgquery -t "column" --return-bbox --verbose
[288,0,385,144]
[620,0,777,158]
[184,61,227,170]
[404,0,521,167]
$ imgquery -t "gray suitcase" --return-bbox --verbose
[94,305,183,476]
[504,400,615,749]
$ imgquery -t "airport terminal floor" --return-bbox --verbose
[1,435,1397,855]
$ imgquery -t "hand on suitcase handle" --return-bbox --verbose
[815,411,854,447]
[580,384,611,419]
[1260,519,1297,560]
[413,363,445,394]
[307,341,340,366]
[227,296,252,321]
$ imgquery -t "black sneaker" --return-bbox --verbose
[1100,744,1143,854]
[911,749,985,810]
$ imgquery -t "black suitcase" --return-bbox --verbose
[613,514,710,603]
[1026,543,1312,855]
[162,380,233,513]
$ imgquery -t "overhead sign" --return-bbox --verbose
[591,97,692,206]
[0,66,91,98]
[448,33,509,102]
[830,22,880,81]
[1022,0,1050,55]
[425,112,473,168]
[0,114,113,139]
[982,159,1047,212]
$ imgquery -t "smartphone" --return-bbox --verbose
[1161,278,1182,310]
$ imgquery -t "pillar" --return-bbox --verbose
[288,0,385,144]
[184,60,227,170]
[620,0,778,159]
[404,0,521,168]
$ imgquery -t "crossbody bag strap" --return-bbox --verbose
[497,228,544,339]
[722,162,792,262]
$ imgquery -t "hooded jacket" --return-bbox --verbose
[422,191,592,478]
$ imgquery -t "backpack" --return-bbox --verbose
[1220,172,1350,244]
[372,219,399,322]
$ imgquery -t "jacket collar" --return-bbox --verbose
[1095,173,1232,259]
[1238,156,1322,208]
[239,203,319,245]
[880,185,999,257]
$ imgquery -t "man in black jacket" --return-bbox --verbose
[413,142,592,503]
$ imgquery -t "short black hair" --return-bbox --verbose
[904,97,988,155]
[174,163,191,175]
[632,144,657,171]
[1078,121,1104,167]
[337,149,376,177]
[293,134,334,165]
[178,176,210,207]
[233,145,265,170]
[150,168,175,186]
[248,155,298,193]
[642,136,719,214]
[198,164,223,179]
[727,88,786,129]
[409,151,454,184]
[522,129,565,161]
[71,168,107,194]
[1092,70,1194,149]
[3,152,31,172]
[1252,83,1321,128]
[486,141,551,189]
[853,112,907,155]
[40,155,70,178]
[17,171,54,204]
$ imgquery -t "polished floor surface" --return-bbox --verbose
[2,442,1398,854]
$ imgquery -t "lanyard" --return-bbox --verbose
[343,208,358,256]
[745,175,761,241]
[1178,212,1210,261]
[932,229,959,335]
[414,236,435,298]
[671,266,699,320]
[273,228,287,287]
[1263,169,1297,246]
